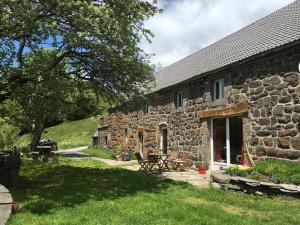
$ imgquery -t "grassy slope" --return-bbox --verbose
[82,146,112,159]
[7,157,300,225]
[16,118,98,149]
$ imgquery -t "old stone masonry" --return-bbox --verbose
[93,1,300,170]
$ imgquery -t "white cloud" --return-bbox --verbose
[141,0,295,67]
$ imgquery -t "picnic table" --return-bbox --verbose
[30,145,59,162]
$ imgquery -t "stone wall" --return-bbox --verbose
[96,43,300,167]
[211,173,300,199]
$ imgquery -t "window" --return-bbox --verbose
[144,101,150,115]
[174,91,183,109]
[175,91,183,108]
[214,78,224,100]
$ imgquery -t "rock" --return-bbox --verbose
[294,105,300,113]
[254,191,264,196]
[284,74,299,87]
[277,115,291,124]
[259,118,270,126]
[278,129,297,137]
[263,76,281,86]
[279,96,292,103]
[277,138,290,149]
[279,184,298,191]
[255,146,300,160]
[224,184,241,191]
[211,182,222,189]
[260,182,279,188]
[292,114,300,123]
[211,174,230,184]
[291,137,300,150]
[249,80,262,88]
[273,105,284,116]
[256,130,271,137]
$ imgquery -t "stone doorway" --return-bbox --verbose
[159,123,168,154]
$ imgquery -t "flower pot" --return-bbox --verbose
[199,166,206,174]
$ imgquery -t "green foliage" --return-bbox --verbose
[0,0,160,102]
[16,117,98,149]
[225,166,252,177]
[7,157,300,225]
[225,160,300,185]
[253,160,300,185]
[0,120,20,149]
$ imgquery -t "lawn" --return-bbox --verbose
[82,146,112,159]
[7,157,300,225]
[16,118,99,149]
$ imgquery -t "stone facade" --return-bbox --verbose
[95,42,300,169]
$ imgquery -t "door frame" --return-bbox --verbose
[138,132,144,157]
[210,117,231,170]
[159,123,168,154]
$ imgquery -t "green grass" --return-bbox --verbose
[7,157,300,225]
[16,118,99,149]
[82,146,113,159]
[226,160,300,185]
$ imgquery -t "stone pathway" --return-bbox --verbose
[124,164,210,188]
[60,148,210,188]
[0,185,12,225]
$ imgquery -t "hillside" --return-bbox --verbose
[16,117,99,149]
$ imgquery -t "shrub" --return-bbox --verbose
[0,122,20,149]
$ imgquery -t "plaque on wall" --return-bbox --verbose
[197,102,248,118]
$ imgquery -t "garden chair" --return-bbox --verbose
[165,151,178,170]
[147,154,163,172]
[135,152,150,172]
[171,151,189,171]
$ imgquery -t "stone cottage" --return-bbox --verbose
[94,1,300,170]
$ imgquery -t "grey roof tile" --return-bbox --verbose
[154,0,300,91]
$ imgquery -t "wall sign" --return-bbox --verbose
[197,102,249,118]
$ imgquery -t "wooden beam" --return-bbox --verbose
[197,102,249,118]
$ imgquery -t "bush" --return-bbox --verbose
[0,122,20,149]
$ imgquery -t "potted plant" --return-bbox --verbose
[198,161,206,174]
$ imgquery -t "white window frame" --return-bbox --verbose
[213,78,224,100]
[176,91,183,108]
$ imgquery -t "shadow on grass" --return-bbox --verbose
[11,159,179,215]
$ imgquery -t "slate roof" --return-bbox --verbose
[154,0,300,91]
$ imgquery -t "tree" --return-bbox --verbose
[0,0,160,150]
[2,50,76,150]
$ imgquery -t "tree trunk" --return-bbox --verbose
[30,125,44,152]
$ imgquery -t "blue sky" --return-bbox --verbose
[141,0,295,68]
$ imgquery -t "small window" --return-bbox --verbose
[175,91,183,108]
[177,91,183,108]
[144,101,150,115]
[214,78,224,100]
[125,128,128,142]
[104,136,108,146]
